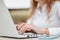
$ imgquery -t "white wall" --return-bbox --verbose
[4,0,30,9]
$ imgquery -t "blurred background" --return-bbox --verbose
[3,0,31,24]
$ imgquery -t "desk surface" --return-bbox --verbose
[0,37,38,40]
[0,37,60,40]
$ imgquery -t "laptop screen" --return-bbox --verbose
[0,0,19,37]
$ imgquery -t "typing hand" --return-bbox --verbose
[16,23,49,35]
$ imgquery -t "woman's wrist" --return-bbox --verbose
[27,25,49,35]
[44,28,49,35]
[30,26,49,34]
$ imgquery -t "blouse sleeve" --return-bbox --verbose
[57,3,60,18]
[26,9,37,24]
[26,17,33,24]
[48,28,60,35]
[48,2,60,35]
[26,13,36,24]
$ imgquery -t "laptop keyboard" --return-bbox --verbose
[18,33,47,38]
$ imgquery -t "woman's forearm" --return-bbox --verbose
[30,26,49,34]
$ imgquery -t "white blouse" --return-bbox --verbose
[26,1,60,35]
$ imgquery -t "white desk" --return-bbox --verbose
[0,37,60,40]
[0,37,38,40]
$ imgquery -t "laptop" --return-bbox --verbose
[0,0,38,39]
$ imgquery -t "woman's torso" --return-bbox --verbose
[27,1,60,28]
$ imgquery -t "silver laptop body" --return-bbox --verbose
[0,0,38,39]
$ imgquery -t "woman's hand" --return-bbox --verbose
[16,23,49,35]
[16,23,32,33]
[30,26,49,35]
[16,23,26,31]
[18,24,35,33]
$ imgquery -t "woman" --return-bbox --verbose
[16,0,60,35]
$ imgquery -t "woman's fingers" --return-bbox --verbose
[18,24,32,33]
[26,28,31,31]
[18,23,26,30]
[18,25,27,33]
[15,24,20,30]
[16,23,26,30]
